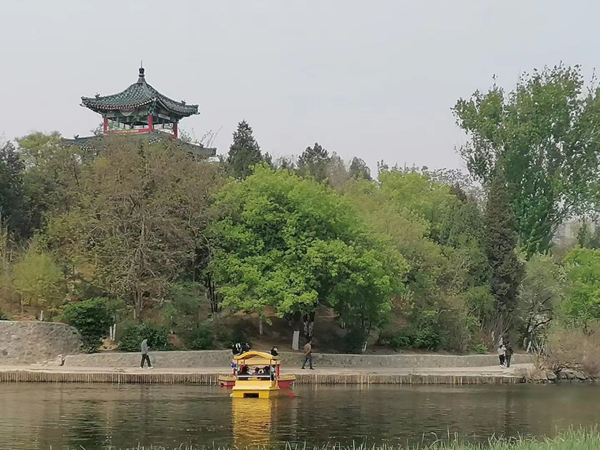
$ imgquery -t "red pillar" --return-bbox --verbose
[173,122,178,138]
[103,117,108,133]
[276,364,280,379]
[148,114,154,131]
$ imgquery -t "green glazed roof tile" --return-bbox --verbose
[81,68,198,118]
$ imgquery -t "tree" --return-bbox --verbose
[12,246,66,314]
[562,247,600,324]
[60,298,113,353]
[483,169,523,338]
[516,254,565,350]
[210,165,407,342]
[226,120,264,179]
[0,142,25,237]
[47,137,220,321]
[297,143,331,183]
[348,157,372,181]
[453,65,600,255]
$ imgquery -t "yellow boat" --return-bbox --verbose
[220,351,295,399]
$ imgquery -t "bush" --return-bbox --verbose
[344,328,368,353]
[470,343,488,354]
[385,326,442,351]
[540,322,600,377]
[186,323,215,350]
[118,322,171,352]
[60,298,113,353]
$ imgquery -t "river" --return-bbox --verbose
[0,383,599,449]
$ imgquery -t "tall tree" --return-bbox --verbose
[297,142,331,182]
[349,157,372,181]
[0,142,25,237]
[453,65,600,255]
[483,169,523,338]
[46,137,220,321]
[210,165,407,343]
[226,120,263,179]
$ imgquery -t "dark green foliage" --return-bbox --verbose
[0,142,25,238]
[483,170,523,334]
[60,298,113,353]
[386,326,442,351]
[185,322,215,350]
[297,143,331,182]
[348,157,372,181]
[226,120,264,179]
[0,309,8,320]
[118,322,170,352]
[343,328,368,353]
[576,221,600,250]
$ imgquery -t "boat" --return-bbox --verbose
[218,351,296,398]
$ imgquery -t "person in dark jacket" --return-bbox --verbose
[140,339,153,369]
[504,341,514,368]
[270,346,279,357]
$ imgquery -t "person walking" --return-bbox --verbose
[301,339,314,370]
[140,339,153,369]
[504,340,514,368]
[497,343,506,368]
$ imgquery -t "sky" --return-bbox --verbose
[1,0,599,173]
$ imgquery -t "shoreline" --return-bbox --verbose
[0,364,528,385]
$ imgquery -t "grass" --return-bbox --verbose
[91,429,600,450]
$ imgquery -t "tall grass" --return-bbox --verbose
[94,428,600,450]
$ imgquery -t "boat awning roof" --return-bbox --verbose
[233,351,280,365]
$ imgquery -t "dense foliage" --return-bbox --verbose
[60,298,113,353]
[2,63,600,354]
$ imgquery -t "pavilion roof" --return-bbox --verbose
[81,68,199,118]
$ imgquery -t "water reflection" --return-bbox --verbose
[1,384,600,449]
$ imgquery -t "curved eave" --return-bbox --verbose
[81,97,198,118]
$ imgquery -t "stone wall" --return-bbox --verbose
[0,321,82,365]
[64,350,534,368]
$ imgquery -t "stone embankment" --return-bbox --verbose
[525,367,598,384]
[0,321,81,365]
[63,350,534,369]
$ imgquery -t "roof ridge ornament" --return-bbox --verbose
[137,65,146,84]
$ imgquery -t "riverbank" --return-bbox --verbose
[0,363,529,384]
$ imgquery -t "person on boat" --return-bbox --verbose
[232,342,243,356]
[497,343,506,367]
[504,340,514,368]
[140,339,153,369]
[242,342,251,353]
[239,365,249,376]
[270,346,279,357]
[301,339,314,370]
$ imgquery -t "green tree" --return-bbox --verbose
[0,142,25,237]
[516,254,566,349]
[226,120,264,179]
[61,298,113,353]
[562,247,600,324]
[453,65,600,255]
[348,157,372,181]
[46,137,220,321]
[297,142,331,182]
[483,169,523,337]
[12,246,66,313]
[210,165,407,340]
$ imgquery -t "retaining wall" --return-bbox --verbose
[64,351,534,368]
[0,321,82,365]
[0,370,523,385]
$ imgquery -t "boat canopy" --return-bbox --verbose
[233,351,280,366]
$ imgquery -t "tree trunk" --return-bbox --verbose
[259,316,263,336]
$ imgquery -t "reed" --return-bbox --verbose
[82,429,600,450]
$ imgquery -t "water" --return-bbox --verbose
[0,383,599,449]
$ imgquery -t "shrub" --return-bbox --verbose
[344,328,368,353]
[60,298,113,353]
[540,322,600,377]
[186,323,215,350]
[119,322,171,352]
[471,343,488,354]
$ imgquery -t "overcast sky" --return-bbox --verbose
[1,0,598,172]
